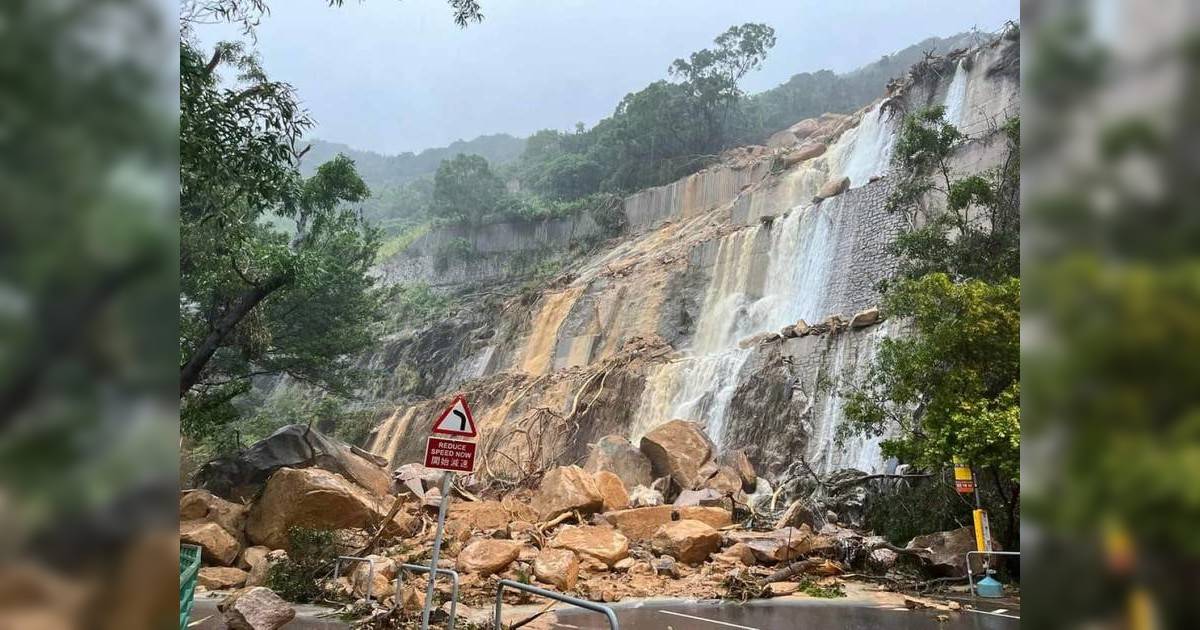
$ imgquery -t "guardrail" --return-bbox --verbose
[493,579,619,630]
[332,556,377,602]
[965,550,1020,597]
[396,563,460,630]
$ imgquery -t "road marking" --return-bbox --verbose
[971,609,1020,620]
[658,610,761,630]
[991,608,1009,614]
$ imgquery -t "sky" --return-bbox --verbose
[195,1,1018,155]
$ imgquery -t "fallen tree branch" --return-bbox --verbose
[760,559,824,584]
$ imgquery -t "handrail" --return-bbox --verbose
[332,556,376,602]
[493,579,619,630]
[965,550,1020,597]
[396,563,460,630]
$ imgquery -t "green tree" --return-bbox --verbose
[431,153,506,226]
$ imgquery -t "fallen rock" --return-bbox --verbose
[350,555,396,599]
[180,490,249,541]
[449,500,513,532]
[768,581,801,596]
[219,587,295,630]
[584,435,653,489]
[727,527,813,564]
[628,485,664,507]
[639,420,715,491]
[593,471,630,511]
[197,567,248,591]
[868,547,899,573]
[775,499,823,531]
[651,519,722,565]
[550,526,630,567]
[245,467,413,550]
[674,488,729,509]
[237,546,270,572]
[613,557,636,572]
[907,526,1000,577]
[532,548,579,590]
[794,319,811,336]
[195,424,393,501]
[534,466,604,521]
[393,463,445,498]
[397,585,426,613]
[246,550,287,588]
[849,307,881,328]
[715,542,758,566]
[813,176,850,202]
[455,540,521,576]
[781,142,828,167]
[701,465,743,495]
[604,505,732,541]
[722,449,757,491]
[652,556,678,578]
[181,520,242,566]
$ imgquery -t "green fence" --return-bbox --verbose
[179,544,202,630]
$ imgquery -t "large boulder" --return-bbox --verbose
[219,587,294,630]
[651,520,722,565]
[194,424,393,501]
[781,142,827,167]
[532,548,579,590]
[455,540,521,576]
[584,435,653,489]
[181,520,241,566]
[727,527,814,564]
[593,471,630,511]
[534,466,604,521]
[350,555,397,599]
[673,488,729,509]
[246,550,287,588]
[813,176,851,202]
[701,465,743,495]
[849,307,881,328]
[639,420,715,491]
[907,527,1000,577]
[180,490,248,541]
[550,526,629,567]
[449,500,513,532]
[245,467,414,550]
[603,506,731,542]
[721,449,757,492]
[198,567,248,591]
[238,546,270,572]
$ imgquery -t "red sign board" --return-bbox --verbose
[431,395,478,437]
[424,436,477,473]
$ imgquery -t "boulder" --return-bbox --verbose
[455,540,521,576]
[794,319,811,336]
[583,435,653,489]
[907,527,1000,577]
[849,307,881,328]
[449,500,513,532]
[532,548,579,590]
[604,505,731,541]
[219,587,295,630]
[715,542,758,566]
[628,485,664,507]
[768,581,801,596]
[722,450,757,491]
[702,466,743,495]
[775,499,824,531]
[868,547,899,573]
[813,176,850,202]
[639,420,715,491]
[197,567,248,591]
[674,488,729,509]
[237,546,270,572]
[350,555,397,599]
[651,520,722,565]
[245,467,414,550]
[246,550,287,588]
[593,471,630,511]
[181,520,241,566]
[396,586,425,613]
[652,556,678,578]
[550,526,630,567]
[781,142,827,167]
[393,463,445,498]
[534,466,604,521]
[180,490,248,541]
[194,424,393,501]
[727,527,813,564]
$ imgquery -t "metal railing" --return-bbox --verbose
[396,563,460,630]
[965,550,1021,597]
[493,579,619,630]
[332,556,377,602]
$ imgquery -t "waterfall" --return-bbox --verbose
[942,59,970,129]
[837,103,898,188]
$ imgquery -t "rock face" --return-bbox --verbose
[907,527,999,577]
[651,519,722,565]
[534,466,604,520]
[639,420,715,491]
[198,567,248,591]
[219,587,295,630]
[245,467,412,550]
[550,526,630,567]
[455,540,521,576]
[181,520,242,566]
[814,176,851,201]
[603,505,731,542]
[195,424,393,501]
[593,471,630,511]
[584,435,653,489]
[532,548,579,590]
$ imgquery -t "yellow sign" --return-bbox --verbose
[973,509,993,553]
[954,462,975,494]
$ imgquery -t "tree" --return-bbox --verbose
[431,153,506,226]
[179,39,390,437]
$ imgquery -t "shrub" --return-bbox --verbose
[266,526,338,603]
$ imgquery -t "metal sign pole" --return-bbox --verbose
[420,471,454,630]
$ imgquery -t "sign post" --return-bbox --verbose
[420,396,477,630]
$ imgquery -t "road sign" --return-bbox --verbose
[423,436,477,473]
[954,461,975,493]
[431,395,478,437]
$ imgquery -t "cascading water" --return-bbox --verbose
[942,59,970,129]
[837,103,899,188]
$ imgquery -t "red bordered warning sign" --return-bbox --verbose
[431,395,477,437]
[423,436,477,473]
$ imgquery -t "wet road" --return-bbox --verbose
[549,599,1020,630]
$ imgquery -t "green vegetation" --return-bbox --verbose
[266,526,339,603]
[843,106,1020,544]
[393,283,455,324]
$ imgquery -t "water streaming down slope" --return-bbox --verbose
[632,108,899,462]
[942,59,970,128]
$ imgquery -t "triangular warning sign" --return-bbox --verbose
[431,395,477,437]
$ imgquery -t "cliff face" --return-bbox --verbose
[359,35,1019,481]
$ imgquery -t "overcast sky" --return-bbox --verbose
[195,1,1017,155]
